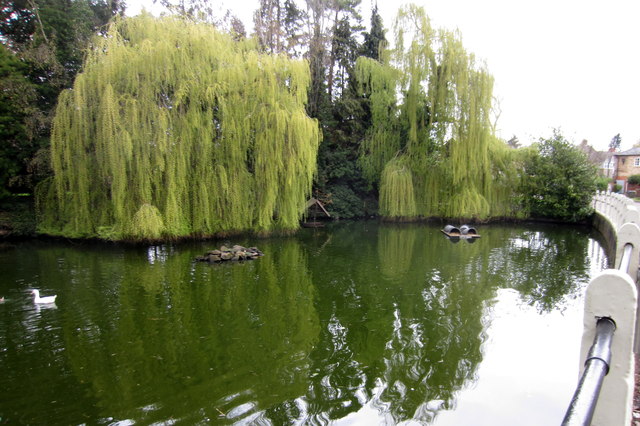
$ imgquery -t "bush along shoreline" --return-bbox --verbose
[0,196,37,239]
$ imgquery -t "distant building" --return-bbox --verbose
[577,141,615,178]
[601,154,616,178]
[613,147,640,192]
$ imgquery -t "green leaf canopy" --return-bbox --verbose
[37,14,321,240]
[356,5,519,220]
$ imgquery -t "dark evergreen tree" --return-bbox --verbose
[326,0,361,99]
[609,133,622,151]
[329,12,362,97]
[312,0,379,218]
[304,0,331,121]
[0,44,37,198]
[282,0,307,58]
[360,4,385,60]
[0,0,123,196]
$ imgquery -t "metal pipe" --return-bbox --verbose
[562,317,616,426]
[618,243,633,273]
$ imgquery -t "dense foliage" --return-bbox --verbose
[37,15,320,240]
[522,131,597,222]
[0,0,604,239]
[0,44,36,199]
[0,0,123,198]
[595,176,610,192]
[627,175,640,185]
[355,6,521,221]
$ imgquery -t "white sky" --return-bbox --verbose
[126,0,640,151]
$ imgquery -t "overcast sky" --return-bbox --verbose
[126,0,640,151]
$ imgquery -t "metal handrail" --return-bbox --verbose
[562,242,633,424]
[561,317,616,425]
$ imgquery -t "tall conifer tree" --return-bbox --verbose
[361,4,385,60]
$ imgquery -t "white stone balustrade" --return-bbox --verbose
[576,190,640,425]
[593,190,640,231]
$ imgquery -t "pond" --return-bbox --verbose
[0,222,610,425]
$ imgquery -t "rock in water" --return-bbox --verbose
[196,245,264,263]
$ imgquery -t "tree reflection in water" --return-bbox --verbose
[59,240,320,424]
[0,222,606,424]
[295,222,603,424]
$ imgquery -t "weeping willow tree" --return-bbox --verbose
[36,14,321,240]
[356,5,521,220]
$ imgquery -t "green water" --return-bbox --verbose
[0,222,609,425]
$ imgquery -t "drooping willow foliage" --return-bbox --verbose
[356,5,521,220]
[379,156,417,218]
[37,14,321,240]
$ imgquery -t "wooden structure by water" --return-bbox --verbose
[441,224,481,239]
[302,198,331,228]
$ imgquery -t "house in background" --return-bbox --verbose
[613,147,640,193]
[577,141,615,178]
[601,151,616,178]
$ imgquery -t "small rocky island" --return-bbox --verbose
[195,245,264,263]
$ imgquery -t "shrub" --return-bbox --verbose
[323,185,365,219]
[628,175,640,185]
[595,177,610,192]
[521,130,597,222]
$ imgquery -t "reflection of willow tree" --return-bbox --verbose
[296,222,602,423]
[0,223,606,424]
[378,224,418,279]
[483,225,598,313]
[0,242,132,424]
[298,223,495,423]
[371,226,494,422]
[60,240,319,424]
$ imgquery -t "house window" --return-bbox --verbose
[635,158,640,167]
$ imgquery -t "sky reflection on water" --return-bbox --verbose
[0,222,608,424]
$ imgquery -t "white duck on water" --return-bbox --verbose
[31,289,57,304]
